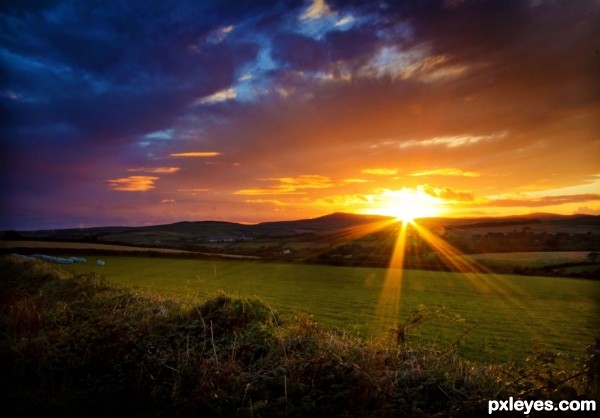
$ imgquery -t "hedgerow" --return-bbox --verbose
[0,257,597,417]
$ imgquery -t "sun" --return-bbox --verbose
[365,188,444,222]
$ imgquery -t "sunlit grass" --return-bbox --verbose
[64,254,600,363]
[375,220,408,327]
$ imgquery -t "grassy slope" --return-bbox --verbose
[63,256,600,364]
[1,257,598,418]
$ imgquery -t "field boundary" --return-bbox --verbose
[0,240,261,260]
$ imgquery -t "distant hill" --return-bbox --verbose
[257,212,394,232]
[1,212,395,247]
[1,212,598,252]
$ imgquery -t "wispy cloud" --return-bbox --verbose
[410,168,479,177]
[400,132,506,149]
[107,176,159,192]
[421,185,476,202]
[170,152,221,157]
[487,194,600,207]
[177,188,210,193]
[194,87,236,105]
[128,167,180,174]
[334,15,355,28]
[205,25,235,45]
[235,189,306,196]
[344,178,368,183]
[235,174,336,195]
[312,193,370,207]
[245,199,291,206]
[161,199,176,204]
[359,45,470,83]
[361,168,399,176]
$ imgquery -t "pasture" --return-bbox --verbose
[65,255,600,363]
[458,251,594,269]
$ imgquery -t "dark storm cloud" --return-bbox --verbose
[0,1,267,142]
[2,2,289,112]
[404,0,599,106]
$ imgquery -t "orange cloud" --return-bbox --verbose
[312,194,370,206]
[107,176,159,191]
[128,167,180,173]
[300,0,331,20]
[486,194,600,207]
[421,185,475,202]
[235,189,306,196]
[410,168,479,177]
[235,174,336,195]
[161,199,176,204]
[177,188,209,193]
[170,151,221,157]
[361,168,399,176]
[344,178,369,183]
[244,199,291,206]
[400,132,506,149]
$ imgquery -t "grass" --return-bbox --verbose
[457,251,593,269]
[61,255,600,364]
[2,257,598,417]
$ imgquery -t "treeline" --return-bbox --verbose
[304,228,600,277]
[446,230,599,253]
[2,258,598,417]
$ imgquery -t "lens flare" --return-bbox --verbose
[374,219,562,345]
[375,220,409,326]
[364,188,444,221]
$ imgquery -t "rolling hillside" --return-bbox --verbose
[1,213,598,261]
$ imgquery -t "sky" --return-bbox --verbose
[1,0,599,230]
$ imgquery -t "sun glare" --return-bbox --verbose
[366,188,444,221]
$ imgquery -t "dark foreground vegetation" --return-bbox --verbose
[1,258,598,417]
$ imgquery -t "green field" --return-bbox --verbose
[457,251,594,269]
[64,255,599,363]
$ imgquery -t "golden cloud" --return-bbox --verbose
[361,168,399,176]
[107,176,159,192]
[410,168,479,177]
[312,194,370,207]
[421,185,475,202]
[400,132,506,149]
[300,0,331,20]
[234,174,336,195]
[344,178,369,183]
[170,152,221,157]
